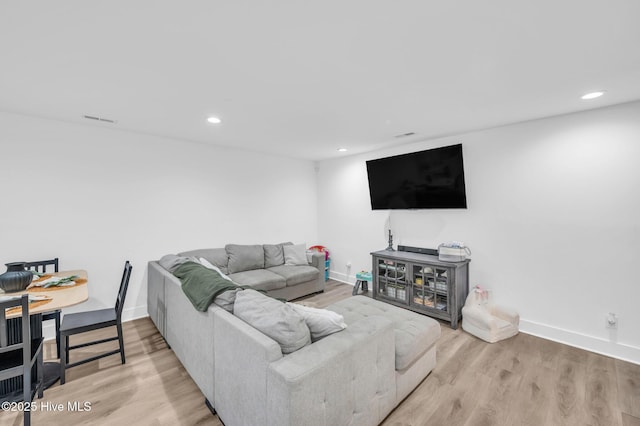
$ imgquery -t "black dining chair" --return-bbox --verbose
[0,295,44,426]
[60,261,132,384]
[24,258,61,359]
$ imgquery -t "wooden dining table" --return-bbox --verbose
[1,270,89,399]
[5,269,88,319]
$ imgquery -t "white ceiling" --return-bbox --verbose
[1,1,639,161]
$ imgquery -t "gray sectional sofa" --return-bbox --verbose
[175,243,326,301]
[147,243,441,426]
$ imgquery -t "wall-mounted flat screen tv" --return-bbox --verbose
[366,144,467,209]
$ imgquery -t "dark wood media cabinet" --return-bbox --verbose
[371,249,470,329]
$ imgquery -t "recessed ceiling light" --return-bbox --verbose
[337,148,348,152]
[207,116,221,124]
[581,91,605,100]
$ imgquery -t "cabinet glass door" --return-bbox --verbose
[376,259,408,304]
[412,265,449,312]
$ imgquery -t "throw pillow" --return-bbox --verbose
[264,242,294,268]
[284,244,308,266]
[264,243,284,268]
[199,257,233,282]
[226,244,265,274]
[287,303,347,341]
[214,289,241,312]
[179,248,229,274]
[233,289,311,354]
[159,254,199,273]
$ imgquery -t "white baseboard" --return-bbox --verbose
[519,319,640,365]
[329,271,355,285]
[122,305,150,323]
[329,272,639,365]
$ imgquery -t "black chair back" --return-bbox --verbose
[24,258,59,274]
[115,261,133,319]
[0,294,44,424]
[0,294,31,352]
[0,295,31,373]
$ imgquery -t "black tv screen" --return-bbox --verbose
[366,144,467,209]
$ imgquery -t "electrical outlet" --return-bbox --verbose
[606,313,618,329]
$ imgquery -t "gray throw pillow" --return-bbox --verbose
[179,248,229,274]
[214,289,241,312]
[264,243,286,268]
[233,289,311,354]
[159,254,198,273]
[226,244,265,274]
[284,244,308,266]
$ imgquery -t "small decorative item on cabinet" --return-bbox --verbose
[414,295,434,307]
[387,286,396,298]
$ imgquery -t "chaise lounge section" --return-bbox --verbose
[213,295,441,426]
[147,244,441,426]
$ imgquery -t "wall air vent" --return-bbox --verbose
[83,115,117,124]
[394,132,416,138]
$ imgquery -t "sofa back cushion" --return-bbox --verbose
[179,248,229,274]
[226,244,265,274]
[158,254,198,273]
[233,289,310,354]
[263,242,293,268]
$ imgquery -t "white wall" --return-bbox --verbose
[0,111,318,338]
[317,101,640,364]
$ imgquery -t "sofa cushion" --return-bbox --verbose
[198,257,233,281]
[158,254,198,273]
[233,289,311,354]
[267,265,319,287]
[214,289,241,312]
[328,296,441,371]
[228,269,286,291]
[288,303,347,341]
[264,243,285,268]
[284,244,308,266]
[226,244,265,273]
[179,248,229,274]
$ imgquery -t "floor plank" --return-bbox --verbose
[2,280,638,426]
[622,413,640,426]
[616,357,640,419]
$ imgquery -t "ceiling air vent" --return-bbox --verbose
[83,115,117,124]
[394,132,416,138]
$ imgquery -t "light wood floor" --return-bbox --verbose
[3,281,639,426]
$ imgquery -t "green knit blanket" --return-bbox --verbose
[173,261,241,311]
